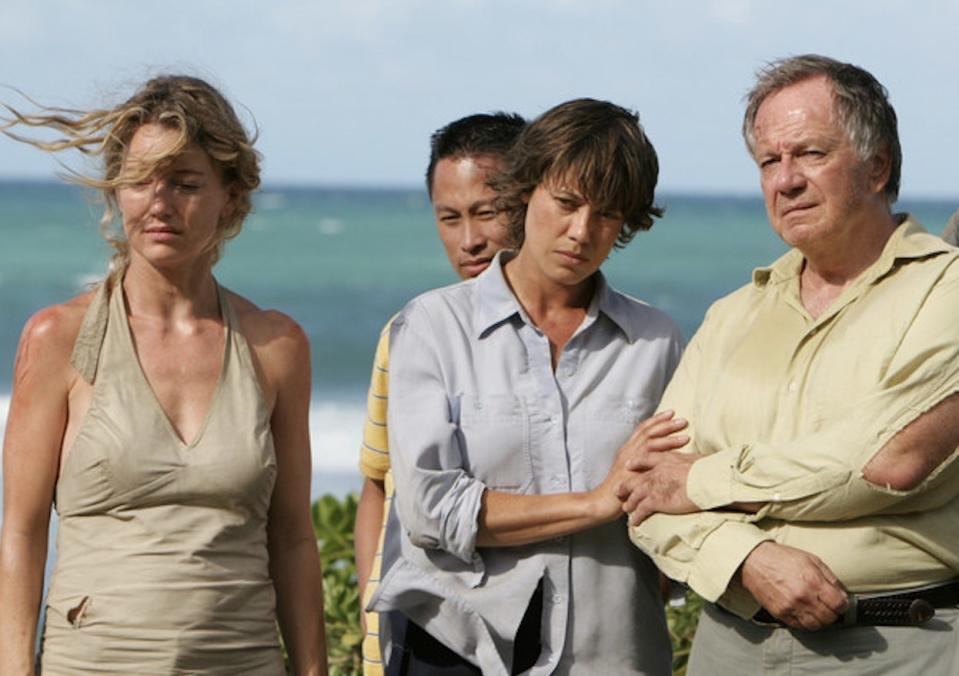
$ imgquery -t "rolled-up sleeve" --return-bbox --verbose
[387,302,487,563]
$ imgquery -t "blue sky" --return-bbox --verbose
[1,0,957,198]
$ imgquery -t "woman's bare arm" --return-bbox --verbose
[476,412,689,547]
[0,305,81,675]
[246,307,327,676]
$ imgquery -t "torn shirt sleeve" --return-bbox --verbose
[686,265,959,521]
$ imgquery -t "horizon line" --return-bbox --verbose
[0,176,956,203]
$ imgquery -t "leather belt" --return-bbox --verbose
[752,579,959,627]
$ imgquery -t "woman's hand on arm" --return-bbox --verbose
[605,411,693,525]
[257,313,328,676]
[390,304,689,553]
[477,412,690,547]
[0,307,76,675]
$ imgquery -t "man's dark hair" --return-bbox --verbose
[425,112,526,196]
[490,98,662,249]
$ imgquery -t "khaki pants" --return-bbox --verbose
[689,603,959,675]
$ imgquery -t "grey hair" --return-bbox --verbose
[742,54,901,202]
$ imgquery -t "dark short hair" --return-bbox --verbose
[743,54,901,202]
[425,112,526,196]
[490,98,662,249]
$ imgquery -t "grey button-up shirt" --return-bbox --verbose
[371,252,683,675]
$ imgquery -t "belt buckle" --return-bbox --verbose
[840,595,858,626]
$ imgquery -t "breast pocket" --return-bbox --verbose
[582,396,655,488]
[458,394,532,492]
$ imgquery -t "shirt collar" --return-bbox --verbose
[473,250,639,341]
[751,213,948,289]
[473,250,521,336]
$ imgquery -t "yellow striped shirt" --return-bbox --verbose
[358,321,393,676]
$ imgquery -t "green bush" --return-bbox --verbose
[667,591,704,675]
[312,493,364,675]
[312,493,702,676]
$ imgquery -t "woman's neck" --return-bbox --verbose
[121,257,220,322]
[503,251,595,322]
[502,253,595,369]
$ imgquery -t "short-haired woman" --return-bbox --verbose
[372,98,684,675]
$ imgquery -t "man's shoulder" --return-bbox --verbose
[703,280,761,321]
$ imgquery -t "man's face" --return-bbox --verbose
[431,155,510,279]
[752,76,888,255]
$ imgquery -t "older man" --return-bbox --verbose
[620,55,959,674]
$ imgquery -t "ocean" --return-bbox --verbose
[0,181,955,505]
[0,180,955,608]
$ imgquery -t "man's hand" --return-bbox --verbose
[608,411,693,524]
[591,411,689,522]
[738,541,848,631]
[616,449,700,524]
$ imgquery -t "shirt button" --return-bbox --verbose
[788,382,798,392]
[551,594,565,604]
[474,400,483,409]
[550,476,563,488]
[564,366,575,377]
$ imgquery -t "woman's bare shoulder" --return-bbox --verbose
[223,289,310,369]
[20,290,98,353]
[13,289,99,384]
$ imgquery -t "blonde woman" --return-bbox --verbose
[0,76,326,675]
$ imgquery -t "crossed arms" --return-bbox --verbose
[618,257,959,629]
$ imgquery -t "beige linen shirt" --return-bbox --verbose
[630,216,959,618]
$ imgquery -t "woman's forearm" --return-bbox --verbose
[270,536,328,676]
[475,488,618,547]
[0,530,49,675]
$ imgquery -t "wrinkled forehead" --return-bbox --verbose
[754,77,842,134]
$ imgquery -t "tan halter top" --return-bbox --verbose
[41,281,285,675]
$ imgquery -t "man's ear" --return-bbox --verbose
[868,146,892,195]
